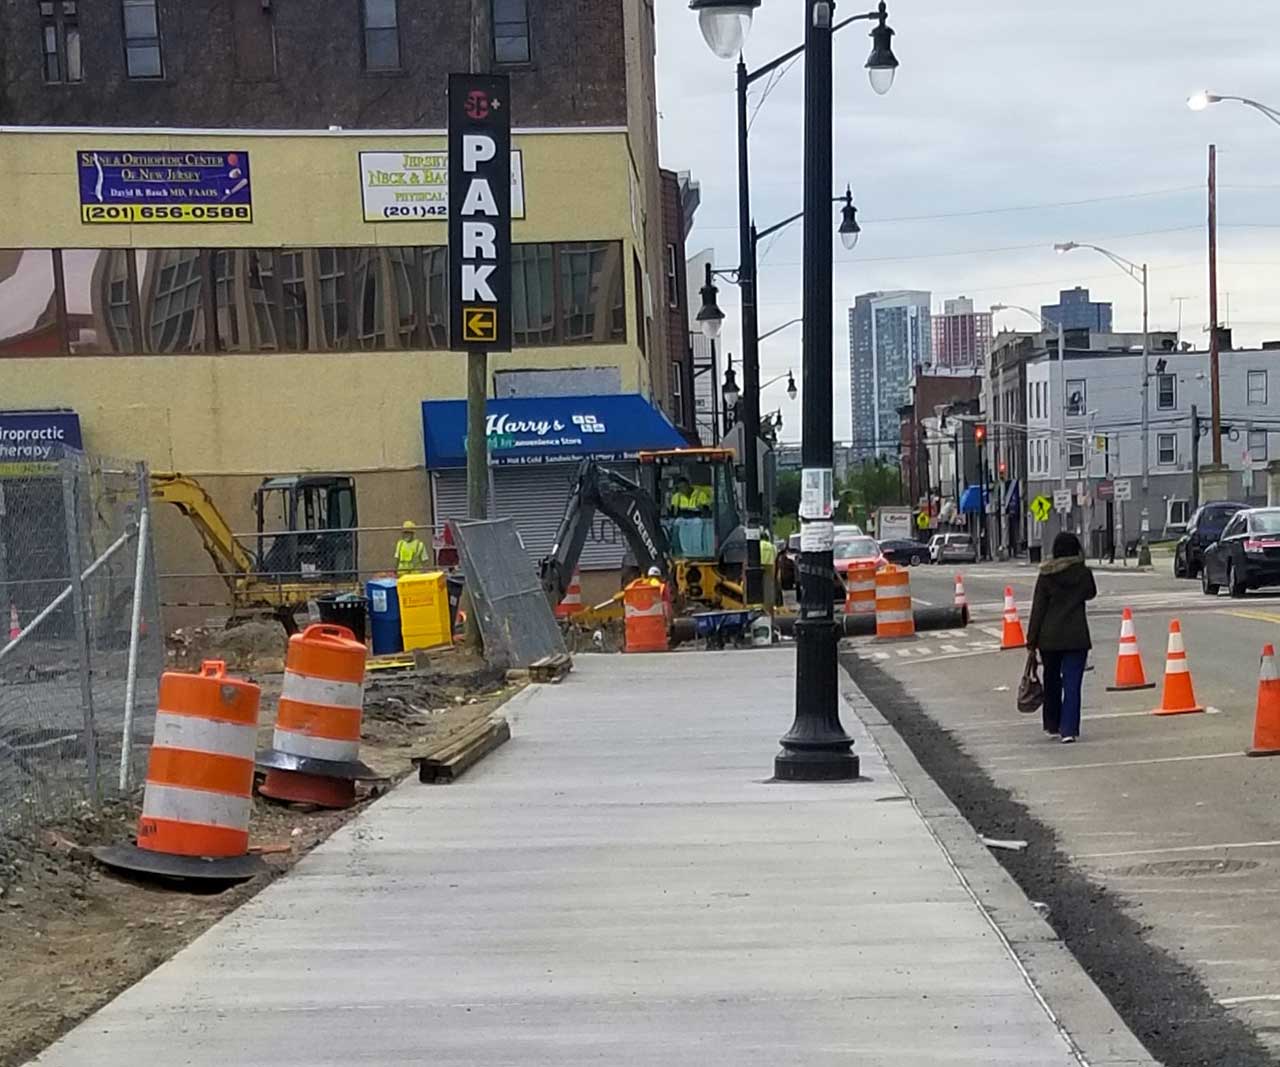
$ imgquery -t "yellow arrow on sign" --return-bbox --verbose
[462,306,497,342]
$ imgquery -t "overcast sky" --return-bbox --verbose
[655,0,1280,440]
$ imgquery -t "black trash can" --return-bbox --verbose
[1029,544,1042,564]
[316,593,369,644]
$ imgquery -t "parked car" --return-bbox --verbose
[1174,501,1247,578]
[879,538,926,566]
[1201,507,1280,597]
[833,533,885,579]
[928,533,978,564]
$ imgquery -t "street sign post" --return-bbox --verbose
[449,73,512,353]
[1114,479,1133,502]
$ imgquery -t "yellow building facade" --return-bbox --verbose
[0,126,665,617]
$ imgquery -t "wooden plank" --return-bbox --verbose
[415,718,510,784]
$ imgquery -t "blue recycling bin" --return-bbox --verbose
[366,578,403,656]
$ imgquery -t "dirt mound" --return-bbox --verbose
[168,621,287,671]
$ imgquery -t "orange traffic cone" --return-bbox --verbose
[1000,587,1026,650]
[1106,607,1155,692]
[555,569,584,618]
[1151,620,1204,716]
[1247,644,1280,756]
[953,574,967,609]
[7,604,18,642]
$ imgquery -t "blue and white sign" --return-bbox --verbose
[422,394,686,469]
[78,149,253,224]
[0,409,82,475]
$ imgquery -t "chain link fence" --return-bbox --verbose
[0,453,161,839]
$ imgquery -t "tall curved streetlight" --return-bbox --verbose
[1187,90,1280,127]
[1053,241,1153,565]
[690,0,899,782]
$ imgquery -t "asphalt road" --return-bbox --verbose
[842,558,1280,1067]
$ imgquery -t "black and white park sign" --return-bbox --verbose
[448,72,512,352]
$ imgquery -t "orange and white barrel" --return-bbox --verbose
[624,578,669,653]
[138,660,260,859]
[843,562,878,616]
[258,624,372,807]
[875,565,915,640]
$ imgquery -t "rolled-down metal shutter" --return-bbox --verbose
[431,463,633,571]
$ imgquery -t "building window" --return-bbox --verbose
[671,360,683,408]
[362,0,400,72]
[139,249,206,352]
[1168,499,1190,528]
[493,0,531,65]
[1250,429,1268,462]
[122,0,163,78]
[633,253,646,356]
[1249,369,1268,406]
[1068,438,1085,470]
[41,1,82,83]
[666,244,679,309]
[1066,378,1086,416]
[1157,433,1176,466]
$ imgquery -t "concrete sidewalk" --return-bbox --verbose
[33,650,1152,1066]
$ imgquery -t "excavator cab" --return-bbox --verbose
[255,475,358,582]
[637,448,742,562]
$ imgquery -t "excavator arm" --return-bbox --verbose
[540,459,671,603]
[150,473,257,593]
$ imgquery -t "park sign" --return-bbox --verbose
[448,73,512,352]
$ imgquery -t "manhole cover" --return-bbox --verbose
[1110,858,1260,878]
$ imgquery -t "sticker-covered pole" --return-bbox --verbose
[774,0,858,781]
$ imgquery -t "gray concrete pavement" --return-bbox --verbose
[846,560,1280,1056]
[30,650,1148,1066]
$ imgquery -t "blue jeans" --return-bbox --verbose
[1042,649,1087,737]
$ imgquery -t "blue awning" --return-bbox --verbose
[959,485,986,514]
[421,394,688,469]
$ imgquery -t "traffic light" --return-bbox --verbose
[974,424,986,444]
[998,460,1008,476]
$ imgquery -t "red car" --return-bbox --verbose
[833,533,885,580]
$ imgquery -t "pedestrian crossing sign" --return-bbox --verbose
[1029,494,1052,522]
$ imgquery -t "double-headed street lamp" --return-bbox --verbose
[1054,241,1153,564]
[695,188,858,610]
[691,0,899,782]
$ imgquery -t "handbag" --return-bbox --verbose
[1017,650,1044,714]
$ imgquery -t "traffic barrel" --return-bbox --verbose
[843,562,877,617]
[1000,587,1026,650]
[953,574,967,610]
[1106,607,1155,691]
[1151,620,1204,716]
[1247,644,1280,756]
[92,660,265,882]
[875,565,914,640]
[623,578,669,652]
[257,623,378,808]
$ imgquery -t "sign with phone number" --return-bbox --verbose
[81,203,252,224]
[77,148,253,225]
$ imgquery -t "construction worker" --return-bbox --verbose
[669,476,714,558]
[759,531,779,610]
[395,520,428,575]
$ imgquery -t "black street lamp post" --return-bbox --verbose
[692,0,897,781]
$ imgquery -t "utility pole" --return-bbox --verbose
[465,0,492,520]
[1209,144,1222,465]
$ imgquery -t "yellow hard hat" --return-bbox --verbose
[402,520,416,531]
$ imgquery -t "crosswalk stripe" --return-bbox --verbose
[980,625,1003,638]
[940,644,960,653]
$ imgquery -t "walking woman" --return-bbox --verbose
[1026,531,1097,743]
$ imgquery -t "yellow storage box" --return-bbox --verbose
[397,571,453,651]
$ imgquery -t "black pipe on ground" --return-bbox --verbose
[669,605,969,646]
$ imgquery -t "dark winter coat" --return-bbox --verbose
[1026,554,1097,652]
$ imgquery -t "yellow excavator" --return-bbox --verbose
[151,472,361,630]
[539,448,747,622]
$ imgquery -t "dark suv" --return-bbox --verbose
[1202,507,1280,597]
[1174,501,1247,578]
